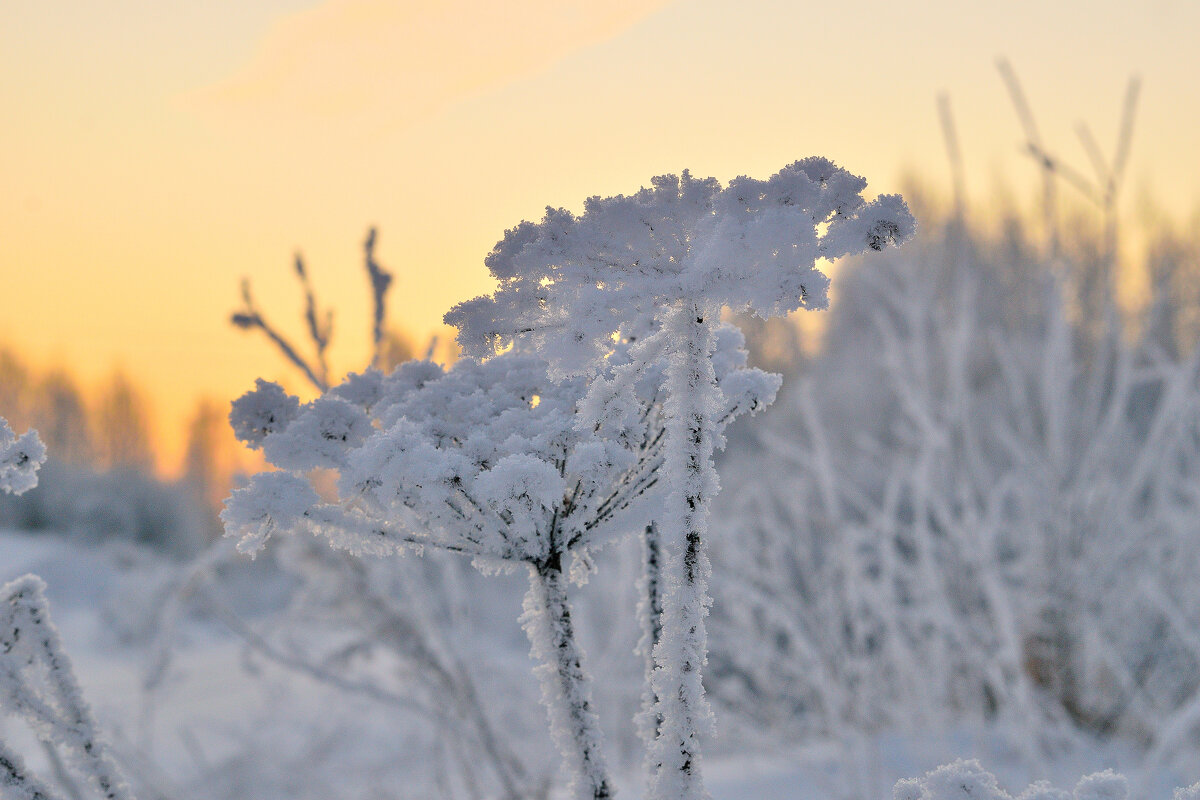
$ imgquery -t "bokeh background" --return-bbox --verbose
[3,0,1198,472]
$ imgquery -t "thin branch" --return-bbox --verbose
[294,254,332,387]
[1074,121,1111,191]
[1021,144,1102,205]
[364,228,394,370]
[205,594,440,721]
[937,93,967,220]
[231,280,328,392]
[1111,75,1141,189]
[996,58,1045,153]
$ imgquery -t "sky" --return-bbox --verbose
[2,0,1199,469]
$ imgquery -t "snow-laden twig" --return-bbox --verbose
[0,575,135,800]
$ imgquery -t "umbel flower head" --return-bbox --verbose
[446,157,916,375]
[222,330,778,567]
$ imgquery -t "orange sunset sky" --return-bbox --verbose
[2,0,1199,470]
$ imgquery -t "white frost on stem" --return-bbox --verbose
[647,302,721,800]
[0,737,61,800]
[635,521,664,752]
[522,557,613,800]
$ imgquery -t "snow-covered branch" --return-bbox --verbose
[0,575,134,800]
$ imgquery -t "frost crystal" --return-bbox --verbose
[229,378,300,446]
[446,159,915,374]
[0,418,46,497]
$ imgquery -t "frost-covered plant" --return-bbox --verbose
[222,329,777,800]
[704,198,1200,787]
[0,575,134,800]
[894,759,1199,800]
[0,417,45,497]
[446,159,914,798]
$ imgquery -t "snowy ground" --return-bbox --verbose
[0,528,1189,800]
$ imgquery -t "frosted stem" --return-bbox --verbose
[636,521,664,750]
[523,554,614,800]
[648,301,719,800]
[0,739,62,800]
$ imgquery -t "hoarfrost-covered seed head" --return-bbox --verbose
[446,158,915,376]
[262,395,373,471]
[1073,771,1128,800]
[221,471,319,556]
[921,759,1008,800]
[230,379,300,447]
[330,368,386,411]
[0,418,46,496]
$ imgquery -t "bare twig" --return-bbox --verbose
[231,280,327,392]
[937,93,967,222]
[1111,76,1141,191]
[997,58,1059,255]
[294,254,332,387]
[364,228,394,370]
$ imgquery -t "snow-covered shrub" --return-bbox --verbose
[895,759,1199,800]
[223,332,777,799]
[0,574,134,800]
[0,417,45,497]
[707,202,1200,780]
[446,159,914,798]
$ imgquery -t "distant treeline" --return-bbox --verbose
[0,356,248,553]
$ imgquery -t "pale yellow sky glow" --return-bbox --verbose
[2,0,1198,469]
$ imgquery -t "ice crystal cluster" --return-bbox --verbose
[446,158,915,371]
[223,335,774,569]
[223,157,910,800]
[0,417,45,497]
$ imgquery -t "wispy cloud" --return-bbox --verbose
[181,0,671,132]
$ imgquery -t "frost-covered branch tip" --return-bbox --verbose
[364,227,395,370]
[0,575,135,800]
[0,417,46,496]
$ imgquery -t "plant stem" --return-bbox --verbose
[637,521,664,750]
[524,553,614,800]
[648,301,719,800]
